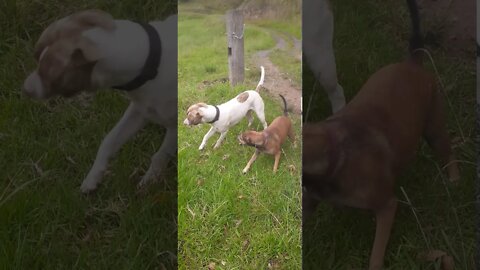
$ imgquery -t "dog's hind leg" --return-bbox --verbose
[138,127,177,188]
[423,91,460,182]
[246,110,254,127]
[213,130,228,149]
[253,101,268,130]
[369,197,397,270]
[80,104,146,193]
[199,127,216,150]
[303,2,345,114]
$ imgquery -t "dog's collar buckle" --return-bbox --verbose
[113,22,162,91]
[207,105,220,124]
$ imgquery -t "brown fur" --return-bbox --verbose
[236,92,249,103]
[33,10,115,97]
[239,115,294,173]
[303,59,460,270]
[186,103,208,125]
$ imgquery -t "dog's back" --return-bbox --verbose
[335,60,437,170]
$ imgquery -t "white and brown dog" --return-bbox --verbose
[183,66,268,150]
[303,0,345,113]
[22,10,177,193]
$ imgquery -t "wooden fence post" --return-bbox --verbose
[226,9,244,86]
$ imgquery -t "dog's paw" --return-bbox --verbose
[242,168,248,174]
[198,144,205,151]
[213,144,221,150]
[80,180,98,194]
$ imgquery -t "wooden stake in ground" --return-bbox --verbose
[226,9,244,86]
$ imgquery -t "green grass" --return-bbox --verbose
[178,11,302,270]
[303,1,475,269]
[252,17,301,40]
[0,1,177,269]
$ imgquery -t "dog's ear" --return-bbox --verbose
[197,103,208,108]
[34,9,115,61]
[74,38,101,63]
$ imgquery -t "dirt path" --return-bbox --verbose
[418,0,475,56]
[255,32,302,115]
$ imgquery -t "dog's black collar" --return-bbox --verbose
[113,22,162,91]
[207,105,220,123]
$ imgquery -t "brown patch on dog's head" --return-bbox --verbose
[184,103,208,126]
[236,92,249,103]
[238,130,265,147]
[23,10,115,99]
[34,10,115,61]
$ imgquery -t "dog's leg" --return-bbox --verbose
[242,149,260,174]
[273,151,281,173]
[213,131,228,149]
[254,108,268,130]
[246,110,254,127]
[369,197,397,270]
[138,127,177,188]
[199,127,216,150]
[303,3,345,114]
[288,127,296,148]
[423,91,460,182]
[80,104,146,193]
[302,187,319,224]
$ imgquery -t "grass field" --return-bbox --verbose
[303,1,476,269]
[0,1,177,269]
[177,9,302,270]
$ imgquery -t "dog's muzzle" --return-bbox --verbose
[237,134,246,145]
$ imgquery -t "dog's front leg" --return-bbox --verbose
[199,127,216,150]
[213,131,228,149]
[273,152,281,173]
[138,127,177,188]
[369,197,397,270]
[80,104,146,193]
[242,149,259,174]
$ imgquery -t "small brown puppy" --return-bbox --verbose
[303,1,460,269]
[239,94,294,174]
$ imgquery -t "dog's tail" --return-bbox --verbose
[406,0,424,63]
[255,66,265,91]
[279,94,288,116]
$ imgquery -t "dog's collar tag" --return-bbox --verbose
[113,22,162,91]
[207,105,220,124]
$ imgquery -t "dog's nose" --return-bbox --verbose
[22,73,45,99]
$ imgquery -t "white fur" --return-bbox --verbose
[303,0,345,113]
[184,67,268,150]
[24,14,178,193]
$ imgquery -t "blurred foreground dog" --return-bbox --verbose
[302,0,460,269]
[23,10,177,193]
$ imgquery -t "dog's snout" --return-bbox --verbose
[22,72,47,99]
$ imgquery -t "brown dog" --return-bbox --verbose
[239,94,294,174]
[302,1,460,269]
